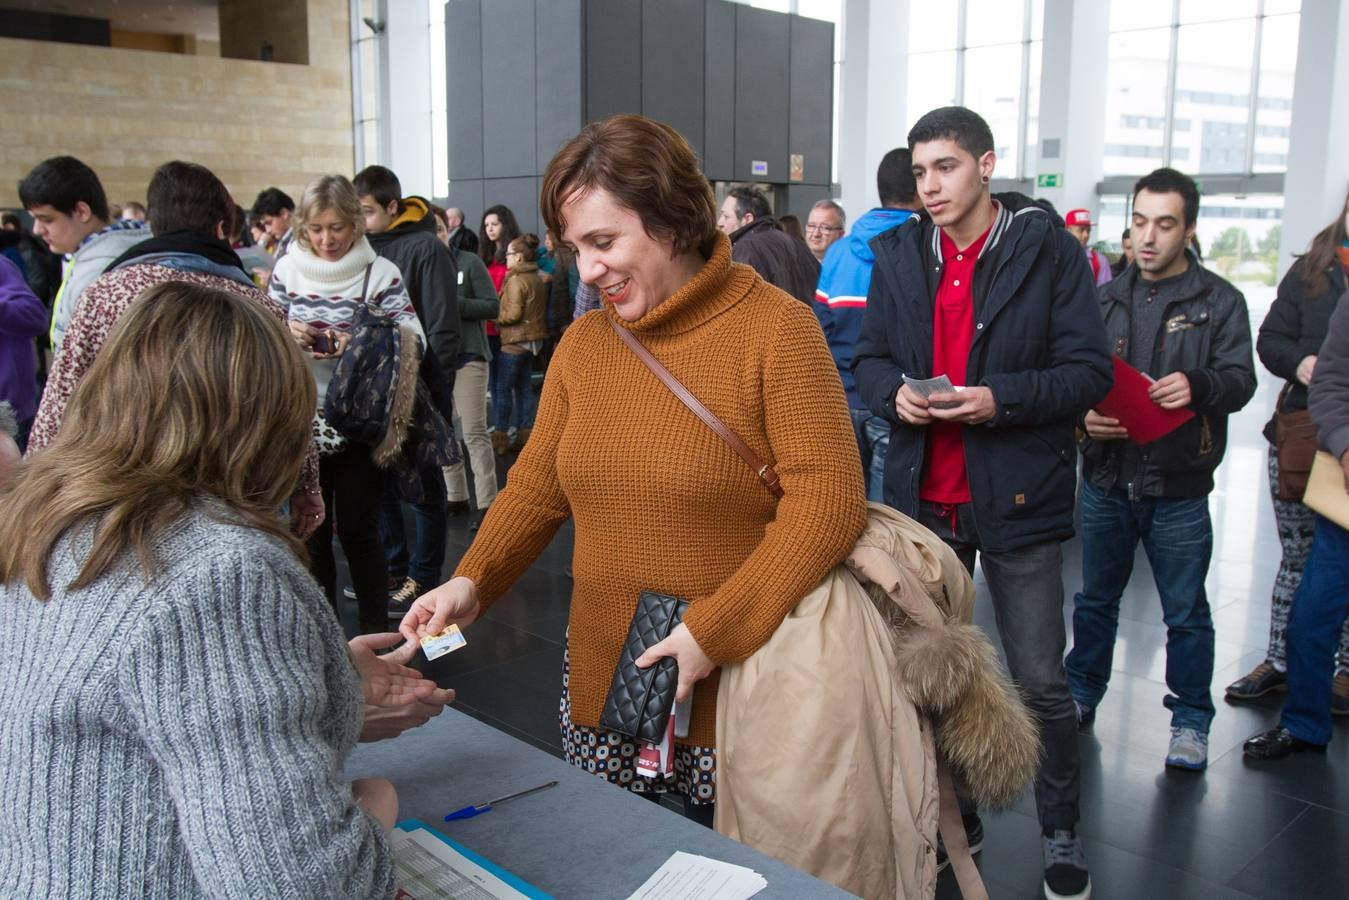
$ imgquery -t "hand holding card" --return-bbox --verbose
[904,374,965,409]
[420,624,467,661]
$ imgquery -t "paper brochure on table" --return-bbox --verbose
[625,851,767,900]
[391,820,553,900]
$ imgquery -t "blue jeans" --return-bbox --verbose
[849,409,889,502]
[493,349,536,433]
[1281,514,1349,746]
[377,466,448,586]
[1066,481,1216,732]
[917,500,1081,831]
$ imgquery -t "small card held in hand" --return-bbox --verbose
[904,374,965,409]
[420,624,467,661]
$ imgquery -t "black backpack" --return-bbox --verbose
[322,267,459,492]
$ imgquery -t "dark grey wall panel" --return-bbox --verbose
[640,0,705,159]
[481,0,537,178]
[702,0,736,181]
[445,180,486,237]
[445,0,485,181]
[788,16,833,186]
[784,184,830,221]
[537,0,583,170]
[733,6,789,183]
[483,177,542,236]
[584,0,641,123]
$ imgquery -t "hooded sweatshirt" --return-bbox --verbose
[814,208,916,408]
[50,219,149,353]
[365,197,460,394]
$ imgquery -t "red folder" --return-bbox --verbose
[1095,356,1195,445]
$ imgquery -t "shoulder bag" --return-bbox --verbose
[1275,383,1320,501]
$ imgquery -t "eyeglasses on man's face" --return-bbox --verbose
[805,224,841,234]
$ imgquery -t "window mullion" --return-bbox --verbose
[1161,0,1181,167]
[1243,0,1265,175]
[1015,0,1033,179]
[955,0,967,104]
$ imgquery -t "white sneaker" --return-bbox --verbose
[1165,726,1208,771]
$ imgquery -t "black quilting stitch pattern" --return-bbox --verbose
[599,592,689,742]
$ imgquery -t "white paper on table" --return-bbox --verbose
[391,826,534,900]
[624,851,768,900]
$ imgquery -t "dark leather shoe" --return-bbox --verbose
[1225,660,1287,700]
[1243,727,1327,760]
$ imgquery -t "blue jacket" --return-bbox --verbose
[814,208,916,408]
[853,193,1113,553]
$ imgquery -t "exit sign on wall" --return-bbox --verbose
[1036,173,1061,188]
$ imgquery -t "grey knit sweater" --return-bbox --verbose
[0,502,395,898]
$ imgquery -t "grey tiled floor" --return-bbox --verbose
[344,295,1347,899]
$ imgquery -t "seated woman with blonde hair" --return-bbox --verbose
[0,283,423,898]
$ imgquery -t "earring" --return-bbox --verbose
[981,174,990,185]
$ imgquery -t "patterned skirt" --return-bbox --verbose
[559,644,716,805]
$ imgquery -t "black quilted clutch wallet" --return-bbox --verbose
[599,591,690,743]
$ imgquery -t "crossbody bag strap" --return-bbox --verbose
[607,315,783,499]
[360,262,374,307]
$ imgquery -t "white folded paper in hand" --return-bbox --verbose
[626,851,767,900]
[903,374,965,409]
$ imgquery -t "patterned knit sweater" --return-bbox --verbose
[456,233,867,747]
[0,503,394,898]
[27,263,321,495]
[269,238,423,400]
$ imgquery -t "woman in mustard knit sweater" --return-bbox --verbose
[401,115,866,823]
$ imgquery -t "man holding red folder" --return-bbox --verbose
[1069,168,1256,772]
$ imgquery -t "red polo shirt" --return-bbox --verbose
[920,224,991,504]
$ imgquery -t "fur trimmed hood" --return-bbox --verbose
[847,503,1040,810]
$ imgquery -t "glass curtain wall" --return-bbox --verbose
[351,0,382,171]
[904,0,1044,180]
[1100,0,1299,299]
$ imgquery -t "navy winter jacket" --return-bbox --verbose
[852,193,1113,553]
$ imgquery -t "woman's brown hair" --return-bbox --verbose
[508,233,540,263]
[0,282,316,600]
[1295,191,1349,296]
[540,114,718,259]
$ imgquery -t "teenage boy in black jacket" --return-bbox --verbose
[854,106,1110,900]
[1070,168,1256,773]
[353,165,461,612]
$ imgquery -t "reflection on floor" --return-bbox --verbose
[339,295,1347,899]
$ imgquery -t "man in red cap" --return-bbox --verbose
[1065,208,1113,287]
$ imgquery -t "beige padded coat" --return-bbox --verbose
[715,503,1038,900]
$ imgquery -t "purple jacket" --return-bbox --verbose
[0,256,47,424]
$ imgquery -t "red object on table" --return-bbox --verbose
[1095,355,1195,445]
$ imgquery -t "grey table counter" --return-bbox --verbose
[346,709,852,899]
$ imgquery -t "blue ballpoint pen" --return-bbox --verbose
[444,780,559,821]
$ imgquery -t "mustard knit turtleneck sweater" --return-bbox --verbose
[455,233,866,747]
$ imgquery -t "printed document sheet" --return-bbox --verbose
[391,822,551,900]
[625,851,767,900]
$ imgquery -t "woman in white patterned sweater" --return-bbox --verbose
[269,174,424,632]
